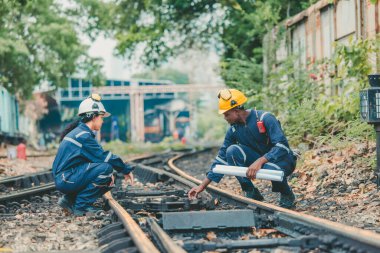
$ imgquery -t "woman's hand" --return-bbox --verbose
[110,174,115,186]
[124,172,134,185]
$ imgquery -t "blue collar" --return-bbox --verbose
[246,109,254,121]
[79,122,95,137]
[231,109,253,127]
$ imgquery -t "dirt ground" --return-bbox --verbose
[0,158,53,179]
[175,144,380,233]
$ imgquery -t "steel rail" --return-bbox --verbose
[146,218,187,253]
[167,153,380,250]
[0,183,55,203]
[0,170,52,184]
[124,153,159,162]
[103,192,160,253]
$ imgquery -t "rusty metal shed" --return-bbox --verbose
[264,0,380,74]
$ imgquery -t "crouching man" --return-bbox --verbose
[188,89,297,208]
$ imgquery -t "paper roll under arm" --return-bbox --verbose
[213,165,247,177]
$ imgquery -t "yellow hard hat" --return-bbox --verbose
[217,89,247,114]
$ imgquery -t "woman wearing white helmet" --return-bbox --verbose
[52,94,134,216]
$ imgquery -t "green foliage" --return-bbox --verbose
[70,0,116,39]
[132,68,189,84]
[79,0,328,102]
[196,107,226,142]
[332,37,376,89]
[84,0,320,70]
[220,58,263,100]
[104,139,187,155]
[262,36,378,147]
[0,0,104,97]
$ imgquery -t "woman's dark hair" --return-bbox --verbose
[59,112,99,142]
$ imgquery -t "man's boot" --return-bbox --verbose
[279,190,296,209]
[244,187,264,201]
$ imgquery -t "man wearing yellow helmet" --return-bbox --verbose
[188,89,297,208]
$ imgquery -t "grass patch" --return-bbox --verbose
[103,138,190,156]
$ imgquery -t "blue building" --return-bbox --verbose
[56,78,185,142]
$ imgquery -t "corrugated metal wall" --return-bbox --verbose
[0,86,19,136]
[264,0,380,75]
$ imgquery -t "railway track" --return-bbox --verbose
[1,149,380,252]
[0,153,55,159]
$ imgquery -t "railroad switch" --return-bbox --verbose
[183,235,320,252]
[118,196,212,212]
[161,209,256,230]
[113,183,215,213]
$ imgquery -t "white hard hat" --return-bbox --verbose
[78,94,110,117]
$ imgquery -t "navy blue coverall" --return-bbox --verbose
[52,122,133,211]
[207,110,296,194]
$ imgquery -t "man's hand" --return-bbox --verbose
[246,157,268,179]
[188,185,205,200]
[188,178,212,200]
[124,172,134,186]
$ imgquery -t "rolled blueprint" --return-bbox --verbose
[213,165,284,182]
[256,172,283,182]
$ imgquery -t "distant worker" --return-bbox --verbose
[17,141,27,160]
[188,89,297,208]
[110,115,120,140]
[173,129,179,140]
[52,94,134,215]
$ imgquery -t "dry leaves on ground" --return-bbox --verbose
[252,228,284,238]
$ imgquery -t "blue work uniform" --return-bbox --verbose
[52,122,133,211]
[207,110,296,194]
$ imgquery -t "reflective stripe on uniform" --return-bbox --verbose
[63,137,82,148]
[232,144,246,163]
[266,162,282,171]
[215,156,228,165]
[275,143,290,153]
[92,183,109,188]
[98,173,113,179]
[104,152,112,162]
[75,131,90,138]
[62,173,75,184]
[260,112,269,121]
